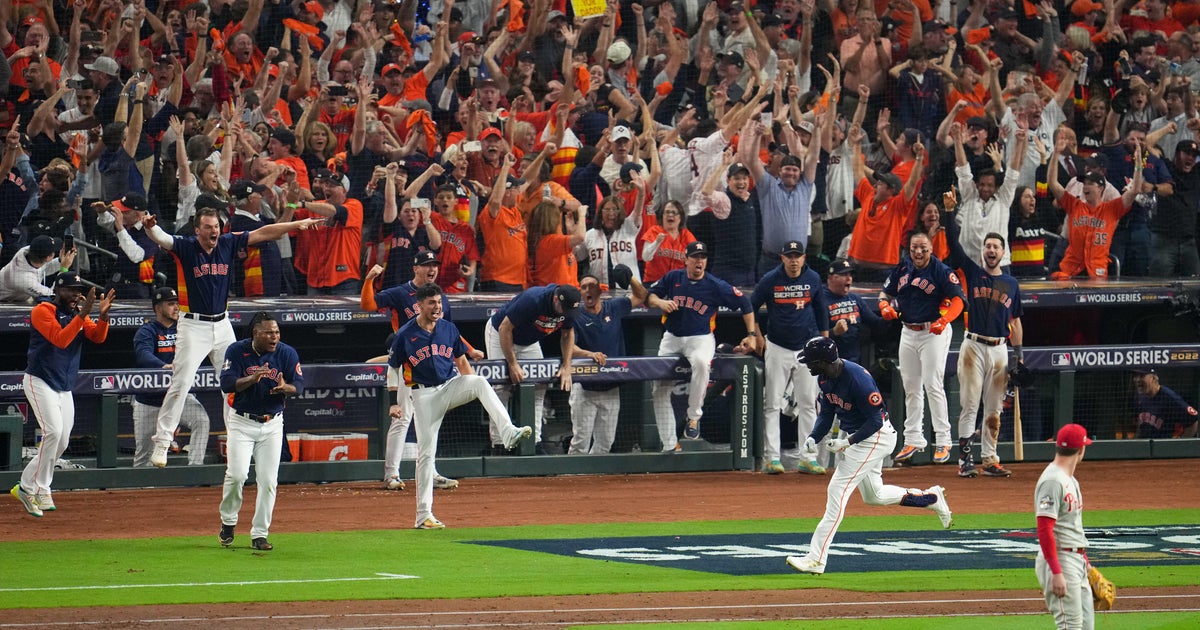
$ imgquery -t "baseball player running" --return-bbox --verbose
[132,287,211,466]
[944,194,1024,478]
[787,337,952,574]
[218,312,303,551]
[1035,424,1094,628]
[391,283,533,529]
[880,232,966,464]
[142,208,321,468]
[751,241,824,474]
[10,274,113,517]
[646,242,758,451]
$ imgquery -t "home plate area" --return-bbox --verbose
[473,526,1200,575]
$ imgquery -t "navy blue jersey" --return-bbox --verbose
[1136,386,1199,439]
[170,231,249,315]
[649,269,753,337]
[881,256,965,324]
[944,220,1023,338]
[815,287,885,363]
[810,360,889,446]
[133,319,177,406]
[219,339,304,417]
[573,297,633,393]
[489,284,576,346]
[376,281,452,327]
[26,300,107,392]
[751,264,823,350]
[389,317,469,387]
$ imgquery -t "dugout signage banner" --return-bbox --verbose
[1022,344,1200,372]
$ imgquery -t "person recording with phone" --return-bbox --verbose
[0,235,76,303]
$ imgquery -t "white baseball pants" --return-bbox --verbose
[763,338,818,463]
[956,337,1010,464]
[568,384,620,454]
[1036,550,1094,630]
[134,395,209,466]
[219,412,283,539]
[897,324,953,449]
[653,332,715,451]
[484,321,546,443]
[19,374,74,495]
[154,317,235,448]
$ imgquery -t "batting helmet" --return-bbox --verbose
[796,336,838,365]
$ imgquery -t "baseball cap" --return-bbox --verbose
[762,13,785,27]
[195,192,227,212]
[966,116,992,130]
[458,31,483,45]
[154,54,175,66]
[53,272,87,290]
[314,168,346,187]
[619,162,643,183]
[686,241,709,258]
[996,7,1020,20]
[271,127,297,148]
[727,162,750,177]
[829,259,855,275]
[84,56,121,77]
[517,49,535,63]
[505,174,526,189]
[1081,170,1107,186]
[607,40,632,64]
[1083,153,1109,170]
[780,154,804,169]
[230,179,268,200]
[475,77,500,90]
[153,286,179,303]
[381,63,403,76]
[611,125,634,142]
[718,50,745,68]
[796,120,815,134]
[29,235,57,259]
[1056,423,1093,449]
[414,250,440,266]
[554,284,581,315]
[112,192,148,213]
[548,9,567,21]
[780,241,804,255]
[479,126,503,140]
[923,18,957,35]
[875,171,903,191]
[1177,140,1199,155]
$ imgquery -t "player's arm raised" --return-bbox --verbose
[141,214,177,251]
[1120,146,1145,209]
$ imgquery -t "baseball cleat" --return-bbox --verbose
[384,476,406,491]
[957,460,978,478]
[251,537,273,551]
[982,463,1013,477]
[35,492,55,511]
[785,555,826,574]
[150,444,169,468]
[927,485,953,528]
[796,459,827,475]
[416,516,446,530]
[504,426,533,450]
[933,445,952,463]
[11,484,42,518]
[683,419,701,440]
[219,524,235,547]
[764,460,786,475]
[433,474,459,489]
[893,444,922,462]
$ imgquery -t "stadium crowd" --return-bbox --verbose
[3,0,1200,299]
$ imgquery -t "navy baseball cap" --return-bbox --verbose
[619,162,644,183]
[829,259,855,275]
[505,175,526,189]
[54,272,86,290]
[554,284,582,314]
[781,241,804,255]
[727,162,750,177]
[29,235,57,259]
[1177,140,1198,155]
[1081,171,1107,186]
[112,192,148,213]
[686,241,709,258]
[153,286,179,303]
[230,180,267,200]
[413,251,440,266]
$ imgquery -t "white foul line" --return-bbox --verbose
[0,573,417,593]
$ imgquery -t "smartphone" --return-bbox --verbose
[760,112,772,127]
[1118,57,1133,76]
[63,233,75,251]
[328,85,349,97]
[464,140,482,152]
[468,66,478,79]
[411,198,431,210]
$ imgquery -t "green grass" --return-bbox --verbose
[2,509,1196,609]
[575,612,1200,630]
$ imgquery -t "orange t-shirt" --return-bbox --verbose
[273,154,310,190]
[1058,193,1130,279]
[947,83,990,126]
[517,181,577,216]
[296,199,363,287]
[641,225,696,284]
[378,72,431,108]
[848,178,917,266]
[477,205,528,286]
[528,233,579,288]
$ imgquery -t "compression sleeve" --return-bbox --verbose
[360,279,378,312]
[31,303,85,350]
[1037,515,1062,575]
[942,296,965,321]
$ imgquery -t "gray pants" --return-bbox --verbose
[135,396,210,466]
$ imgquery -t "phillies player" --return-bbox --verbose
[1034,424,1093,628]
[218,312,303,551]
[143,208,321,468]
[391,283,533,529]
[646,242,758,451]
[880,232,966,464]
[787,336,952,574]
[751,241,824,474]
[944,198,1024,478]
[11,274,113,517]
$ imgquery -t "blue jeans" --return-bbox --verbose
[1149,234,1200,277]
[307,279,359,296]
[1110,221,1151,277]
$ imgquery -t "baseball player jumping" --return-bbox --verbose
[391,283,533,529]
[880,232,966,464]
[944,193,1024,478]
[788,336,952,574]
[142,208,321,468]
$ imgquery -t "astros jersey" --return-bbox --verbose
[375,281,452,332]
[133,319,177,406]
[170,231,249,315]
[1135,386,1199,439]
[489,284,576,347]
[816,287,884,363]
[882,256,965,324]
[218,339,304,417]
[943,227,1023,339]
[389,317,468,387]
[26,300,109,392]
[650,269,753,337]
[1034,463,1088,549]
[574,297,633,357]
[811,359,888,445]
[751,264,822,350]
[1058,193,1130,279]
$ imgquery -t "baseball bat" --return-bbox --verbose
[1013,386,1025,461]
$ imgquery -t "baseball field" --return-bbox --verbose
[3,459,1198,628]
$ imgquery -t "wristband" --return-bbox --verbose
[61,267,70,273]
[286,202,298,209]
[1012,344,1024,362]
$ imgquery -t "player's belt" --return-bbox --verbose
[1060,547,1086,554]
[966,332,1005,346]
[412,383,442,390]
[233,410,276,423]
[182,312,227,322]
[902,322,930,331]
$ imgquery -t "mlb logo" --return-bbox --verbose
[94,376,116,390]
[283,313,295,322]
[1051,353,1071,367]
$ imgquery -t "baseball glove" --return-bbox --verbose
[1009,362,1036,388]
[610,264,634,289]
[1088,564,1115,610]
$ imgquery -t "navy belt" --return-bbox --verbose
[234,410,275,423]
[966,332,1005,346]
[183,312,226,322]
[412,383,442,390]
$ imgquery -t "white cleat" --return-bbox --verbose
[786,555,826,574]
[35,492,55,511]
[928,485,953,528]
[384,476,405,491]
[504,426,534,450]
[150,444,169,468]
[433,475,459,490]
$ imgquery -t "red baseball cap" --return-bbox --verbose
[1056,424,1093,449]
